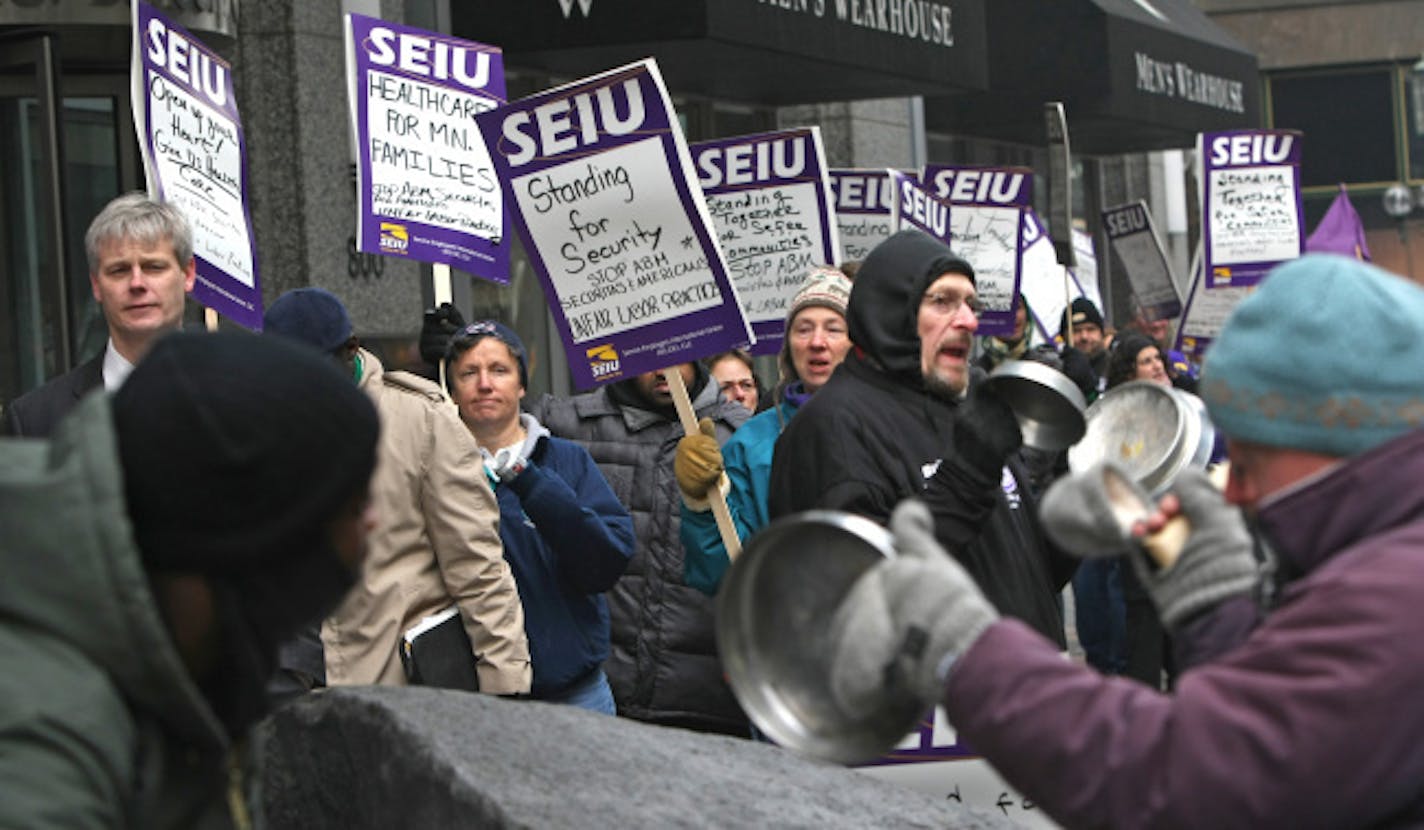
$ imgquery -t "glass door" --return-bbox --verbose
[0,33,134,408]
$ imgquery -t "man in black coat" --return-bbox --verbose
[3,193,195,437]
[768,229,1075,644]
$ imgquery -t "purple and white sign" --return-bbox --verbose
[1019,210,1091,345]
[132,1,261,329]
[1103,200,1182,321]
[692,128,838,356]
[1199,129,1304,288]
[474,60,751,390]
[829,169,897,262]
[922,164,1030,337]
[1177,252,1253,361]
[346,15,507,279]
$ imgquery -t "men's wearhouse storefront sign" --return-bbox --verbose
[346,14,509,280]
[475,59,752,389]
[132,0,262,329]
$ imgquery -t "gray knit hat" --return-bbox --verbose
[778,266,852,385]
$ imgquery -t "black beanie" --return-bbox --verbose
[1060,297,1105,338]
[112,331,380,575]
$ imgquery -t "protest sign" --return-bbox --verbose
[1044,102,1076,268]
[1071,227,1102,313]
[1019,210,1090,345]
[922,164,1030,337]
[1177,248,1252,361]
[346,14,508,279]
[890,170,1022,338]
[1199,129,1304,288]
[132,0,261,329]
[1103,200,1182,321]
[474,59,751,390]
[692,128,837,356]
[829,169,896,263]
[858,705,1055,828]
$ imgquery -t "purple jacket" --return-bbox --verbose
[943,429,1424,829]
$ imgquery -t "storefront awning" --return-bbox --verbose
[453,0,990,105]
[926,0,1260,154]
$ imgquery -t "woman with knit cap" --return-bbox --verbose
[678,265,854,595]
[445,321,634,712]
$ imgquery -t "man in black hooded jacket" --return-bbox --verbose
[768,229,1075,644]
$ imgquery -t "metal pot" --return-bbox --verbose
[715,511,925,765]
[982,359,1088,452]
[1067,381,1215,497]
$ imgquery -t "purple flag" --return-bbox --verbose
[1306,184,1371,261]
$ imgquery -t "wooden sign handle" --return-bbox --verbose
[664,367,743,561]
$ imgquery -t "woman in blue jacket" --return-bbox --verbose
[446,321,635,712]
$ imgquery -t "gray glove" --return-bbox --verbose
[1040,463,1256,629]
[1133,468,1256,629]
[827,500,999,718]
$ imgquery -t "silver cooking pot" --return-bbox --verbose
[716,511,925,765]
[1067,381,1216,496]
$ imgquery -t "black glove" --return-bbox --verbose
[1059,345,1098,401]
[951,382,1022,481]
[420,303,466,367]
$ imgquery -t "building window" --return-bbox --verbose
[1269,68,1397,188]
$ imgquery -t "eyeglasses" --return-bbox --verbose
[921,291,984,320]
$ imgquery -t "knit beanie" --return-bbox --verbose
[263,287,354,353]
[112,331,380,574]
[446,320,529,389]
[1201,254,1424,457]
[1060,297,1105,338]
[778,266,853,384]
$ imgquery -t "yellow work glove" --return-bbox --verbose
[674,417,727,509]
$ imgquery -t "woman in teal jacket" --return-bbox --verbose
[680,266,854,595]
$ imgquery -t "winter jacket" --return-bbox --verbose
[323,349,531,693]
[768,230,1075,644]
[0,393,238,828]
[944,428,1424,829]
[2,351,103,437]
[493,415,635,697]
[531,371,751,734]
[682,399,798,595]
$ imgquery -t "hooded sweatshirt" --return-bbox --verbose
[769,229,1074,643]
[0,394,235,828]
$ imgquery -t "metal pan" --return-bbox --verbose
[1067,381,1212,497]
[715,511,925,765]
[982,359,1088,451]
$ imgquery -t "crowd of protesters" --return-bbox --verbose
[5,191,1424,829]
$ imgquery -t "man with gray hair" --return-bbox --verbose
[3,192,195,437]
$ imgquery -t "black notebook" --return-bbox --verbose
[401,607,481,692]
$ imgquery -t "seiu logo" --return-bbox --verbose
[587,344,620,378]
[379,222,409,254]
